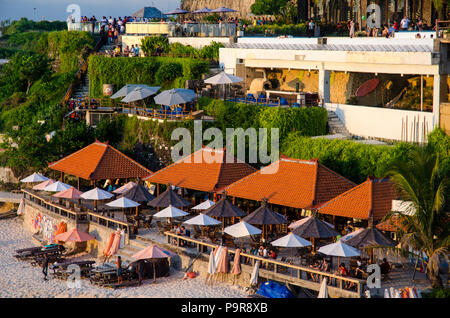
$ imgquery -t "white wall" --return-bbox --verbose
[325,103,435,142]
[238,36,435,49]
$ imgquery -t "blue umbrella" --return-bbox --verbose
[166,8,190,15]
[154,88,196,106]
[192,7,212,14]
[211,7,237,13]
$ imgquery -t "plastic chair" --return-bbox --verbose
[280,97,289,105]
[292,103,300,108]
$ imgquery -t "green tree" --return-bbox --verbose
[385,146,449,288]
[251,0,290,15]
[3,52,51,94]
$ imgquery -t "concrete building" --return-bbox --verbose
[220,36,450,141]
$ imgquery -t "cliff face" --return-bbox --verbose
[181,0,256,18]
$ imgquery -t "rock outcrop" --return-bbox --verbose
[181,0,256,18]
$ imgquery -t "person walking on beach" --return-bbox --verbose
[42,254,49,281]
[116,256,123,285]
[136,260,144,286]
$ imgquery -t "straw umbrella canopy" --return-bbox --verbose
[289,216,335,230]
[154,88,196,107]
[204,71,243,100]
[80,187,114,211]
[119,183,155,217]
[54,228,96,242]
[203,193,246,232]
[344,223,397,263]
[20,172,49,183]
[32,179,55,190]
[132,244,176,283]
[148,185,190,208]
[224,220,262,249]
[271,232,312,264]
[43,181,72,192]
[191,199,215,210]
[113,181,137,194]
[292,214,340,252]
[318,240,361,269]
[242,198,287,239]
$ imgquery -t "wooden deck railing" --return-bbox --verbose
[22,189,132,236]
[164,231,366,297]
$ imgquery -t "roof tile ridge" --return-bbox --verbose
[317,179,370,211]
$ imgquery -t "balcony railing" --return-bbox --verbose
[67,22,237,37]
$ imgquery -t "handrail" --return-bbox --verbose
[22,189,87,220]
[22,189,132,234]
[164,231,365,296]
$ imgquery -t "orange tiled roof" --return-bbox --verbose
[317,177,396,220]
[143,147,257,192]
[376,215,403,232]
[224,157,356,209]
[48,141,153,180]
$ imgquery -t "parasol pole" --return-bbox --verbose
[153,259,157,283]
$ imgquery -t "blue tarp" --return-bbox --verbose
[256,281,295,298]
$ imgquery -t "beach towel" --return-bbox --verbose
[103,232,115,256]
[108,230,121,256]
[250,260,260,286]
[216,247,228,273]
[231,249,241,275]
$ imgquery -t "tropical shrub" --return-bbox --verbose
[155,62,183,84]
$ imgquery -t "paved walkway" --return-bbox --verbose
[0,191,22,203]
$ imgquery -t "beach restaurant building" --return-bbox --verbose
[47,140,153,188]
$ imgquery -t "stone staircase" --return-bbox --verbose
[116,236,152,263]
[327,110,351,137]
[72,70,90,99]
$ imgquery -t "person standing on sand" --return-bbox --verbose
[42,254,49,281]
[116,256,123,285]
[136,260,144,286]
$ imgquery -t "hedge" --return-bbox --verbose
[88,56,209,97]
[281,133,415,183]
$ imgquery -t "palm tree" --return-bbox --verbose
[384,146,449,288]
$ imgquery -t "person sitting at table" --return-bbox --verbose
[250,245,258,256]
[309,260,321,282]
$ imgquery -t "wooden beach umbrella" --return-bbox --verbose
[271,232,312,264]
[203,192,246,232]
[317,240,361,270]
[113,181,137,194]
[183,213,222,236]
[292,213,339,253]
[153,204,189,227]
[242,198,287,240]
[344,222,397,263]
[132,245,176,283]
[148,185,190,208]
[224,220,262,249]
[20,172,49,183]
[191,200,216,210]
[53,186,83,206]
[32,179,55,190]
[80,187,114,211]
[43,181,71,192]
[119,183,155,217]
[54,228,96,242]
[106,197,140,222]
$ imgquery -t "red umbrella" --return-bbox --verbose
[53,187,83,199]
[54,228,96,242]
[132,245,176,283]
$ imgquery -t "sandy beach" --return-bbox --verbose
[0,217,248,298]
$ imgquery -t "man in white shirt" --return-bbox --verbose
[400,16,410,30]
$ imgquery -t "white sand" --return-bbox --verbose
[0,218,248,298]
